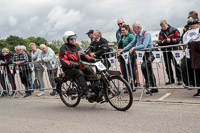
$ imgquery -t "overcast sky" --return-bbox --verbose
[0,0,199,43]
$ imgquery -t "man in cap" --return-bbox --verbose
[86,29,94,43]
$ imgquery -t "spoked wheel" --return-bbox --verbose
[58,81,81,107]
[105,76,133,111]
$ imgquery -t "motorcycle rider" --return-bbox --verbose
[59,31,97,99]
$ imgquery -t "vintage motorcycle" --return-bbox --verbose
[56,56,133,111]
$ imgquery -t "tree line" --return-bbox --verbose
[0,35,118,54]
[0,35,60,53]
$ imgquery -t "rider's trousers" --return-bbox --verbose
[64,67,94,92]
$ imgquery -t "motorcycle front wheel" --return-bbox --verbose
[105,76,133,111]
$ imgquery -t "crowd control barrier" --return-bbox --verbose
[0,59,62,98]
[1,44,199,100]
[104,44,200,100]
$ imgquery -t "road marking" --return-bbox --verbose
[158,93,171,101]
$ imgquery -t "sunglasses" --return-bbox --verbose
[118,23,124,26]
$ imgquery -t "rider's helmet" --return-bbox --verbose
[63,31,77,43]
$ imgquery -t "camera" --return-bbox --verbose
[187,20,199,25]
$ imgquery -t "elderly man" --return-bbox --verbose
[37,44,57,96]
[118,21,158,94]
[116,18,125,42]
[86,30,109,58]
[29,43,45,96]
[13,45,32,97]
[85,30,110,67]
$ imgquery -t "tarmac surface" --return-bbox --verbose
[0,89,200,133]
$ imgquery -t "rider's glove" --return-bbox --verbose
[70,62,80,69]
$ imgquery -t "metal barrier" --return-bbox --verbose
[0,59,62,98]
[104,44,200,100]
[1,44,199,100]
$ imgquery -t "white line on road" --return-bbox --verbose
[158,93,171,101]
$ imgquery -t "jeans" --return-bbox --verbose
[35,67,44,89]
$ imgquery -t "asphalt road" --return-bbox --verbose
[0,91,200,133]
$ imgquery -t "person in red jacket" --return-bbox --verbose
[59,31,97,99]
[158,19,182,85]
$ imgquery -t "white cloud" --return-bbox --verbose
[23,16,39,30]
[8,16,17,26]
[47,6,81,31]
[0,0,199,42]
[40,6,81,40]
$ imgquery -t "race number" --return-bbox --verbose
[94,61,107,71]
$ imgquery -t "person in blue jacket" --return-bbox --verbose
[118,21,158,94]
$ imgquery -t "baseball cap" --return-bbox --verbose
[86,30,94,34]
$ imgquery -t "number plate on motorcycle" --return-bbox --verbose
[94,61,106,71]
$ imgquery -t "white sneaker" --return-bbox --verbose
[37,91,45,97]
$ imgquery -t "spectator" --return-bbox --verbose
[118,21,158,94]
[13,45,32,98]
[116,18,125,42]
[117,24,139,87]
[87,30,110,58]
[86,30,110,67]
[37,44,58,96]
[86,29,94,43]
[21,45,34,89]
[21,45,32,62]
[181,12,200,97]
[0,48,16,96]
[29,43,45,97]
[158,19,182,85]
[182,11,199,38]
[116,18,126,42]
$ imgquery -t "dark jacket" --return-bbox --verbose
[0,51,3,60]
[86,37,110,59]
[188,41,200,70]
[1,53,16,74]
[116,28,121,42]
[158,25,181,51]
[59,43,93,71]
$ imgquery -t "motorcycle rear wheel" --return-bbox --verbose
[58,81,81,107]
